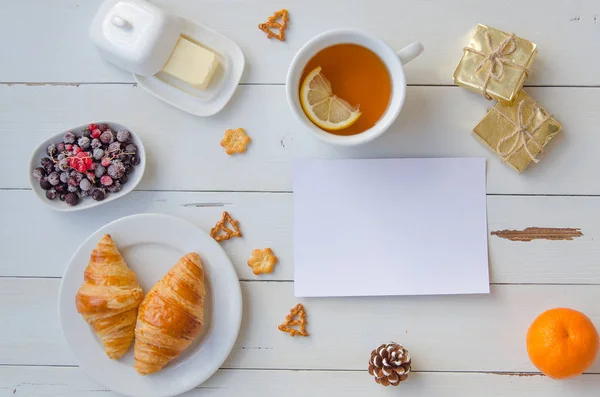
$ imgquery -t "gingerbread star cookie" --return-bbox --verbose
[278,303,309,337]
[247,248,278,275]
[221,128,251,155]
[210,211,242,242]
[258,9,289,41]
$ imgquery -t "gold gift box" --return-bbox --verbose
[454,24,537,104]
[473,90,561,173]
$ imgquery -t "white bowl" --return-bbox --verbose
[29,122,146,212]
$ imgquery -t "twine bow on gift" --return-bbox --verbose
[493,99,548,163]
[465,30,530,100]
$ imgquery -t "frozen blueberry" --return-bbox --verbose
[107,160,125,179]
[59,172,70,184]
[46,143,57,157]
[65,193,79,206]
[47,172,60,186]
[97,123,110,132]
[40,178,52,190]
[55,183,67,193]
[81,128,91,138]
[45,189,57,200]
[120,174,128,185]
[63,131,77,144]
[116,130,131,143]
[125,143,137,154]
[70,171,84,182]
[41,157,54,173]
[56,142,65,154]
[32,167,45,181]
[99,130,114,145]
[91,138,102,149]
[58,158,70,172]
[80,178,93,191]
[124,164,134,175]
[67,185,79,193]
[81,189,91,198]
[57,153,66,161]
[92,188,106,201]
[107,181,122,193]
[107,142,121,153]
[93,148,104,160]
[94,164,106,178]
[78,136,91,150]
[129,155,140,166]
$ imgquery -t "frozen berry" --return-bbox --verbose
[107,181,122,193]
[99,130,114,144]
[56,142,65,154]
[46,189,57,200]
[67,184,79,193]
[100,175,113,186]
[92,188,106,201]
[119,174,129,184]
[129,155,140,166]
[53,163,62,172]
[81,189,91,198]
[59,171,70,184]
[107,142,121,153]
[78,136,91,150]
[94,164,106,178]
[116,130,131,143]
[55,183,67,193]
[63,131,77,144]
[47,172,60,186]
[98,124,110,132]
[58,158,70,172]
[107,160,125,179]
[59,193,66,201]
[57,153,66,161]
[92,148,104,160]
[80,178,93,191]
[86,171,95,181]
[41,157,52,167]
[70,171,83,183]
[91,138,102,149]
[65,193,79,206]
[40,178,52,190]
[101,157,111,167]
[88,123,98,131]
[73,145,82,154]
[46,143,57,157]
[43,161,55,174]
[65,144,73,151]
[125,143,137,153]
[124,164,134,175]
[32,167,45,181]
[81,128,91,138]
[91,129,102,139]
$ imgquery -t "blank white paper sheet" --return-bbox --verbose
[293,158,489,297]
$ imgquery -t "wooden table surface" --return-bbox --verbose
[2,0,600,396]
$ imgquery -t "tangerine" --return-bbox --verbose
[526,308,599,379]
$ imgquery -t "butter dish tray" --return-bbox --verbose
[90,0,244,117]
[134,16,245,117]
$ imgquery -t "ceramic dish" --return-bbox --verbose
[134,16,245,116]
[58,213,243,397]
[29,122,146,212]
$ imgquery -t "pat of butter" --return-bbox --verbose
[161,36,220,90]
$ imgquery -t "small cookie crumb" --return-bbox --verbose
[278,303,309,337]
[210,211,242,242]
[221,128,251,155]
[247,248,278,275]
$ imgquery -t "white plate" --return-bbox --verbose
[58,214,242,397]
[29,122,146,212]
[134,16,245,117]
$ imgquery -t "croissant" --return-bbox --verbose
[75,234,143,359]
[134,252,206,375]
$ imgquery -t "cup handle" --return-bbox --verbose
[397,42,424,65]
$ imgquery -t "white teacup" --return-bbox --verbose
[286,29,423,146]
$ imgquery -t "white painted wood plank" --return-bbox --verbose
[1,191,598,284]
[2,279,599,373]
[1,0,599,85]
[2,85,599,194]
[2,366,600,397]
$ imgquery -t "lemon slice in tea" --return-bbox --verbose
[300,66,361,131]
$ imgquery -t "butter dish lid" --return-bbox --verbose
[90,0,181,76]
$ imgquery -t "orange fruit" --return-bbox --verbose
[526,308,599,379]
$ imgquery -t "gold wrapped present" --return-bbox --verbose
[473,90,561,173]
[454,24,537,104]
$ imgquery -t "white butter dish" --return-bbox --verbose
[90,0,245,116]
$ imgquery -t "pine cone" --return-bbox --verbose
[368,343,411,386]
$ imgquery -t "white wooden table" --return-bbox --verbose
[2,0,600,396]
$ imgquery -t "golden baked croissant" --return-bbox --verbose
[75,234,143,359]
[134,252,206,375]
